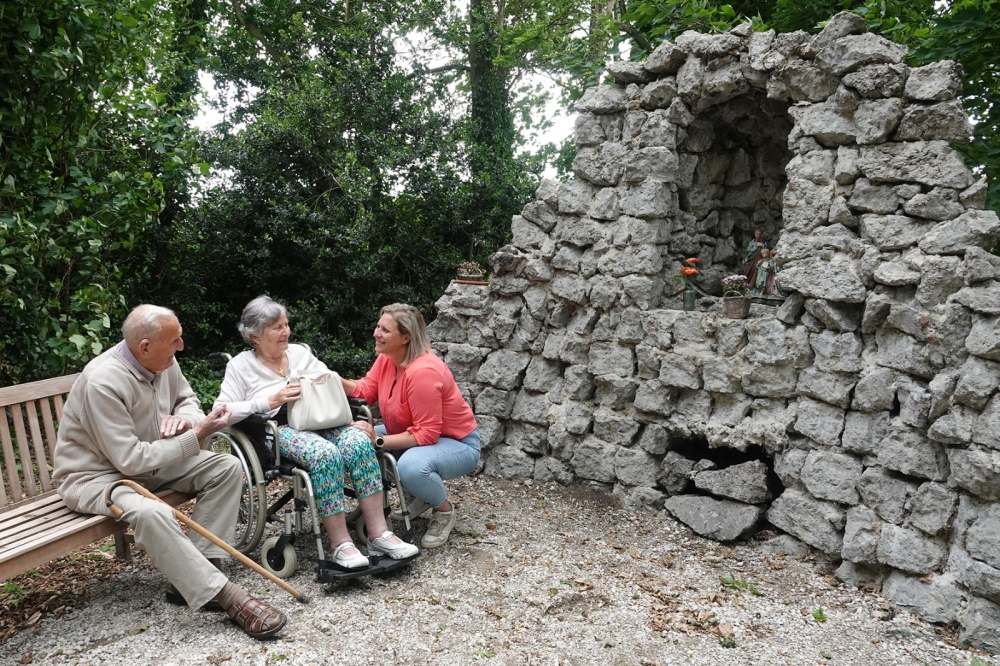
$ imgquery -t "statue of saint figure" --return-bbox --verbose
[751,249,787,298]
[743,227,765,288]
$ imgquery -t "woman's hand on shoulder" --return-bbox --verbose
[268,383,301,411]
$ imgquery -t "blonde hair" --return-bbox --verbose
[379,303,430,366]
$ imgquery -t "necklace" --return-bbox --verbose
[256,350,286,377]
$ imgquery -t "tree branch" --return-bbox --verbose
[230,0,282,63]
[616,0,652,54]
[406,63,470,80]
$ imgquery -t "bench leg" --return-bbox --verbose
[114,527,132,562]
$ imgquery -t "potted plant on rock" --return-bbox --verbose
[721,274,752,318]
[455,261,488,285]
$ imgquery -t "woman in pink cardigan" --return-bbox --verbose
[342,303,480,549]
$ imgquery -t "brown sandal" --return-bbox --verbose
[226,596,287,639]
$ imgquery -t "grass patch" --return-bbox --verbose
[720,573,764,597]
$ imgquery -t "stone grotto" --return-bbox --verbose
[426,12,1000,653]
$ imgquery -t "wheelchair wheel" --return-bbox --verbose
[207,430,267,554]
[352,514,371,546]
[260,536,297,578]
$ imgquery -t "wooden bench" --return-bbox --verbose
[0,375,192,581]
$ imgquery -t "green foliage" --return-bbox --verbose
[911,0,1000,211]
[720,573,765,596]
[162,0,540,372]
[812,606,828,622]
[0,0,205,383]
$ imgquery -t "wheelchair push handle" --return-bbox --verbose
[103,479,311,604]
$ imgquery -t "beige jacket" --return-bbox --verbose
[53,346,205,509]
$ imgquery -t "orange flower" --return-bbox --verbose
[685,257,700,263]
[680,267,699,276]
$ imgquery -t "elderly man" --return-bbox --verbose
[53,304,286,639]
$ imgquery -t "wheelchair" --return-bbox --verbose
[204,354,419,583]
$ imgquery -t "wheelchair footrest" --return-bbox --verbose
[316,553,417,582]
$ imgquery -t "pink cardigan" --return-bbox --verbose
[350,352,477,445]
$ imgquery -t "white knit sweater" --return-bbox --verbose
[213,343,328,425]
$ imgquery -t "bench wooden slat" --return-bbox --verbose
[53,394,65,422]
[0,491,63,518]
[0,510,84,550]
[11,404,38,498]
[0,374,80,408]
[40,399,58,460]
[26,400,52,492]
[0,489,193,581]
[1,410,20,506]
[0,496,80,542]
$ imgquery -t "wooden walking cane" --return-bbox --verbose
[104,479,311,603]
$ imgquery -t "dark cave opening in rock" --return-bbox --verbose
[662,436,785,502]
[671,90,794,298]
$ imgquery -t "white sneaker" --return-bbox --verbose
[390,497,431,522]
[332,542,369,569]
[421,509,457,549]
[368,531,419,559]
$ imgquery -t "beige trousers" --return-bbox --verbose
[75,450,242,610]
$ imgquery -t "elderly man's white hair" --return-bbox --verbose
[122,304,177,344]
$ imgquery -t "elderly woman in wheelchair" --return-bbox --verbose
[213,295,419,569]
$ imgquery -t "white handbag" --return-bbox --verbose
[286,369,352,431]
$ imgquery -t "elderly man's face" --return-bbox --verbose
[138,316,185,373]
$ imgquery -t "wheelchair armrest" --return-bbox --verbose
[348,398,367,408]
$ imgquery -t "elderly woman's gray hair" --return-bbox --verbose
[238,296,287,346]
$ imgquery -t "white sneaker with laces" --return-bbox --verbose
[368,530,420,559]
[390,497,431,522]
[421,508,457,549]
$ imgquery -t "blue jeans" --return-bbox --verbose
[376,425,481,507]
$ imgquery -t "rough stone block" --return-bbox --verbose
[485,446,536,479]
[973,395,1000,451]
[693,460,769,504]
[664,495,763,541]
[702,356,744,393]
[949,447,1000,502]
[948,546,1000,606]
[842,505,883,564]
[570,436,618,483]
[842,410,890,455]
[588,342,635,378]
[811,330,864,373]
[856,140,972,190]
[904,60,963,101]
[959,596,1000,655]
[766,488,845,554]
[966,314,1000,362]
[506,422,549,455]
[477,350,531,390]
[796,367,857,409]
[857,467,918,524]
[511,391,550,426]
[801,449,863,504]
[908,482,958,537]
[877,422,949,481]
[882,571,965,624]
[534,457,574,485]
[474,387,517,418]
[741,363,799,399]
[927,404,976,446]
[614,447,659,487]
[656,451,695,495]
[793,397,845,447]
[877,524,947,574]
[919,209,1000,256]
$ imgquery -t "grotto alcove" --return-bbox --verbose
[428,11,1000,654]
[675,91,793,297]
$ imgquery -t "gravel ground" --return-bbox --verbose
[2,476,992,666]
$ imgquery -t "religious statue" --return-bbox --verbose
[750,248,787,298]
[743,227,765,288]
